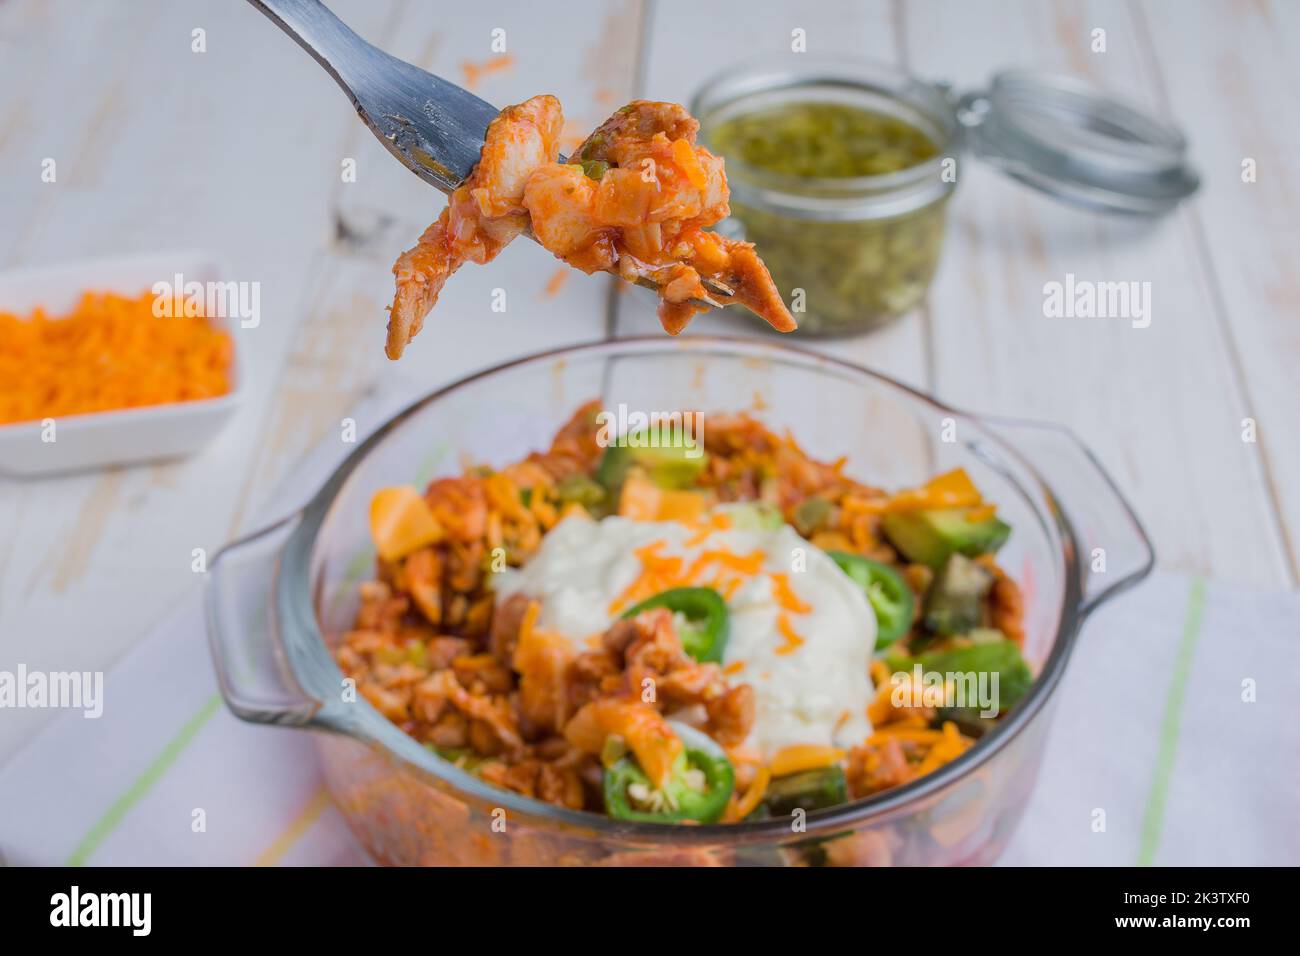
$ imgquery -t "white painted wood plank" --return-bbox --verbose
[901,0,1291,587]
[612,0,931,390]
[1133,0,1300,582]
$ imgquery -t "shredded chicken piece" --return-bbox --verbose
[426,670,524,751]
[386,95,564,358]
[978,554,1027,646]
[385,96,796,358]
[561,101,794,334]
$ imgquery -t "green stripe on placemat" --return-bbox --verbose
[1137,577,1206,866]
[65,693,222,866]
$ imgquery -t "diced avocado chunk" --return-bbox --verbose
[792,497,832,536]
[881,507,1011,569]
[596,428,708,491]
[922,553,995,636]
[886,635,1033,718]
[555,474,607,511]
[764,766,848,817]
[721,501,784,531]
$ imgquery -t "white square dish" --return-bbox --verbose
[0,251,247,478]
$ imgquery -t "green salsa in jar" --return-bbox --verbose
[696,62,959,335]
[710,102,940,178]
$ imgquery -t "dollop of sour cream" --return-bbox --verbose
[495,509,876,757]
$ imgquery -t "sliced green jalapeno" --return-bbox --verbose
[828,551,914,649]
[602,722,735,823]
[621,586,730,662]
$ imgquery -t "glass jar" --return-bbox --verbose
[693,59,1199,336]
[695,58,959,336]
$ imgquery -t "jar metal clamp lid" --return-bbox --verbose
[694,58,1200,219]
[954,69,1199,216]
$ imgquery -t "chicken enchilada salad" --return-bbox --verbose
[385,96,797,360]
[337,403,1030,824]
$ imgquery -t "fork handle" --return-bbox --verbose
[245,0,498,192]
[248,0,372,100]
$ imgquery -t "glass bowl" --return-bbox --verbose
[206,337,1152,866]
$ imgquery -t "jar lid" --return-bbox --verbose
[957,70,1199,216]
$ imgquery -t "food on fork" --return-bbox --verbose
[385,96,797,359]
[386,97,563,359]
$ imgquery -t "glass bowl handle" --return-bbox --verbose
[989,420,1155,619]
[204,512,321,725]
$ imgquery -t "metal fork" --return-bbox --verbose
[246,0,731,307]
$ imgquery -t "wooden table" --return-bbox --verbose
[1,0,1296,764]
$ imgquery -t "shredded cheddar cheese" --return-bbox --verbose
[695,548,764,575]
[725,766,771,822]
[914,722,970,775]
[867,674,900,725]
[841,468,985,516]
[870,725,946,744]
[769,572,812,614]
[542,267,568,297]
[519,600,541,646]
[0,289,233,425]
[452,653,500,671]
[609,540,682,612]
[774,613,805,656]
[768,744,846,778]
[684,510,732,547]
[611,542,765,614]
[710,576,744,602]
[459,53,515,90]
